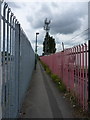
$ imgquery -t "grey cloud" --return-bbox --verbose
[37,39,43,45]
[27,2,88,35]
[40,4,52,14]
[51,2,88,34]
[27,16,44,29]
[51,16,81,34]
[51,2,58,8]
[27,3,52,29]
[7,2,21,9]
[31,39,43,45]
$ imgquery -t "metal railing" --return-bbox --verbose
[40,43,89,111]
[0,2,35,118]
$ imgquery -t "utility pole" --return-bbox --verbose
[62,42,64,52]
[35,32,39,70]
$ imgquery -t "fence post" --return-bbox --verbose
[0,1,2,119]
[88,1,90,112]
[15,23,20,116]
[88,39,90,111]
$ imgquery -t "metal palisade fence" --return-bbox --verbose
[0,2,35,118]
[40,43,89,111]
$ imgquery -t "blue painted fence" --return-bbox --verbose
[0,2,35,118]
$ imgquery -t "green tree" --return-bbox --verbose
[43,32,56,55]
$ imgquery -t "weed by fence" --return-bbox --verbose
[40,61,66,92]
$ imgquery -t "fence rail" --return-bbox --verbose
[40,43,88,111]
[0,2,35,118]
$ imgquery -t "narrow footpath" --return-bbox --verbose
[20,62,75,118]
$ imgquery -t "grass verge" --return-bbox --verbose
[40,60,66,92]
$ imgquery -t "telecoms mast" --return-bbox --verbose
[44,18,51,34]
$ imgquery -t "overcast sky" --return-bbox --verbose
[3,0,89,55]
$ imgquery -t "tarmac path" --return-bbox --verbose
[20,62,75,118]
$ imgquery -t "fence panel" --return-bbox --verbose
[0,1,2,119]
[0,2,35,118]
[40,43,88,111]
